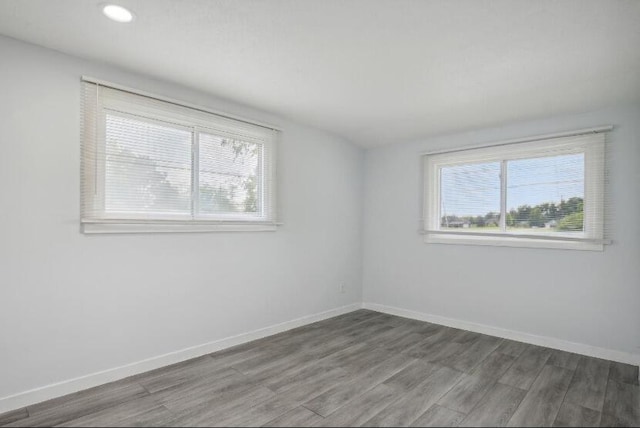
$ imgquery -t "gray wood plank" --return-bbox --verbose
[409,404,465,427]
[599,412,639,427]
[445,335,502,372]
[371,314,415,328]
[499,345,552,390]
[215,396,298,427]
[152,370,261,412]
[274,367,352,404]
[332,312,388,335]
[404,321,446,337]
[112,405,174,427]
[337,347,396,374]
[547,350,581,371]
[274,321,348,344]
[206,336,289,366]
[507,365,574,427]
[460,383,526,427]
[263,406,324,427]
[602,379,640,427]
[0,409,28,427]
[239,352,316,386]
[304,353,415,417]
[437,374,497,413]
[470,350,516,379]
[278,318,366,351]
[234,350,315,380]
[243,322,362,364]
[343,321,396,341]
[10,381,148,427]
[378,332,427,353]
[563,356,610,411]
[608,361,639,386]
[422,342,465,366]
[295,310,382,336]
[313,342,372,368]
[242,336,360,386]
[53,396,172,427]
[315,384,398,427]
[495,340,529,357]
[162,384,276,427]
[331,309,381,325]
[261,343,362,392]
[301,334,364,360]
[454,331,483,345]
[265,355,348,393]
[383,360,441,392]
[138,357,237,394]
[405,327,464,359]
[298,330,366,358]
[232,348,296,374]
[363,366,463,427]
[365,325,413,346]
[553,402,601,427]
[234,311,369,355]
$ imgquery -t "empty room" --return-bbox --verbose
[0,0,639,427]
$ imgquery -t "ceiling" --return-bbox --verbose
[1,0,639,148]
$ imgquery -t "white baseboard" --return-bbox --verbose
[363,302,640,367]
[0,302,362,414]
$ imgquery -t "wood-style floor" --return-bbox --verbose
[1,310,638,427]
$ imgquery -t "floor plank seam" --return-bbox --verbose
[602,361,613,412]
[551,362,580,427]
[138,381,155,396]
[599,363,615,426]
[443,377,498,421]
[300,404,325,419]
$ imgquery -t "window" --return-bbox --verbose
[423,131,608,250]
[81,79,278,233]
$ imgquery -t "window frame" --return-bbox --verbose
[423,133,606,251]
[81,78,278,234]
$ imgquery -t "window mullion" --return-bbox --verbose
[191,129,200,219]
[500,159,507,232]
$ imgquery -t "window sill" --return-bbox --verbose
[82,221,279,234]
[425,233,604,251]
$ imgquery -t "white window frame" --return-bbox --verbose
[81,77,279,234]
[423,130,608,251]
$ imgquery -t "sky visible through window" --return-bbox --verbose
[441,153,584,218]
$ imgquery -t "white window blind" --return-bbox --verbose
[423,130,610,250]
[81,78,278,233]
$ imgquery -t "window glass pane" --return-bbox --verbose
[105,114,192,215]
[506,153,584,234]
[198,133,261,216]
[440,162,501,231]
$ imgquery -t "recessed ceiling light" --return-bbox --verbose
[102,4,134,23]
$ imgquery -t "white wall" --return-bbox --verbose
[362,103,640,360]
[0,36,364,402]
